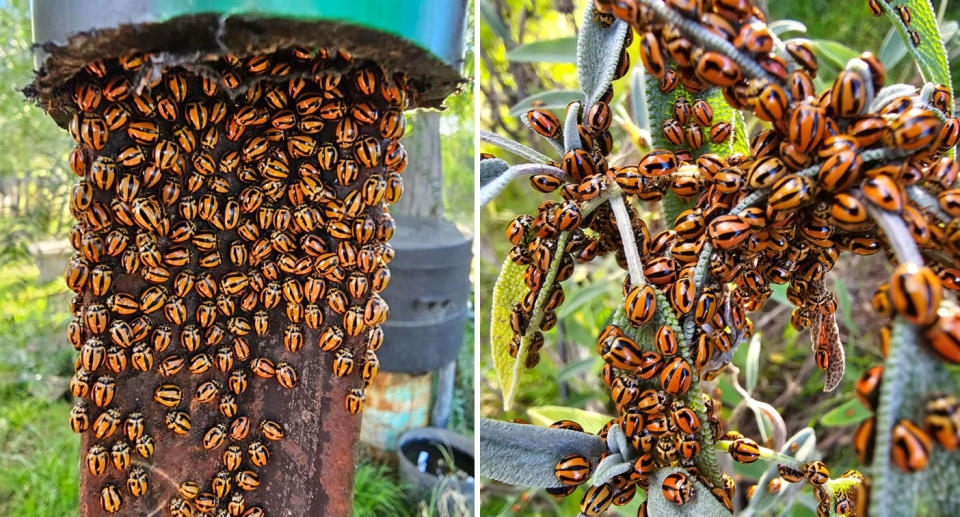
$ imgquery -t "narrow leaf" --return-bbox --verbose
[820,397,872,427]
[629,68,650,135]
[479,129,553,163]
[505,38,578,63]
[878,25,909,71]
[767,19,807,36]
[556,357,599,381]
[742,428,818,517]
[576,1,629,108]
[478,418,607,488]
[479,0,513,45]
[527,405,613,434]
[489,257,528,409]
[508,89,584,117]
[809,39,861,69]
[878,0,952,90]
[478,163,565,208]
[563,101,582,151]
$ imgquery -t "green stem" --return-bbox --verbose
[714,440,802,468]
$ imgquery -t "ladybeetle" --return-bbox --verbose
[729,437,761,463]
[855,365,883,410]
[662,471,694,505]
[640,32,666,78]
[924,394,960,450]
[708,215,751,249]
[696,51,741,87]
[862,173,904,212]
[100,484,123,513]
[889,263,942,326]
[655,325,679,356]
[625,284,657,326]
[888,108,941,151]
[660,357,693,395]
[891,419,932,472]
[788,104,826,154]
[830,69,868,117]
[555,454,592,485]
[924,308,960,363]
[638,149,678,177]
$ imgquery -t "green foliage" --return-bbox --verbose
[0,0,75,251]
[353,458,412,517]
[0,261,76,515]
[0,392,79,517]
[441,1,475,230]
[506,38,578,63]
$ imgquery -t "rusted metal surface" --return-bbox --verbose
[75,264,367,515]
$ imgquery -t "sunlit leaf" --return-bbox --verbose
[768,19,807,36]
[479,0,512,45]
[820,397,872,427]
[526,405,613,434]
[809,39,861,69]
[879,25,909,71]
[490,257,528,409]
[745,332,763,392]
[877,0,952,90]
[506,38,578,63]
[507,89,584,117]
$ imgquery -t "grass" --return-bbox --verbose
[353,458,412,517]
[0,390,79,516]
[0,261,78,516]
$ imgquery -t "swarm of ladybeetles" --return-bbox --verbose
[61,46,413,514]
[492,0,960,515]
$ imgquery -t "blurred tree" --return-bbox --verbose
[0,0,74,258]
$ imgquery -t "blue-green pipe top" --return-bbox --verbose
[31,0,466,70]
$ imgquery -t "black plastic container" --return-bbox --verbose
[379,215,471,373]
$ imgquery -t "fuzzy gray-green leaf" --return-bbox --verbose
[646,468,732,517]
[576,2,628,109]
[479,157,510,188]
[478,418,607,488]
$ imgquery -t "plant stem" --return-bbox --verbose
[610,195,645,287]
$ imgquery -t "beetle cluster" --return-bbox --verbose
[61,46,411,514]
[492,0,960,515]
[662,97,730,151]
[853,363,960,474]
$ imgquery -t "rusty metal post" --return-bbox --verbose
[28,3,465,516]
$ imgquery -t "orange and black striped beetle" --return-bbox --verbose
[100,484,123,513]
[892,419,932,472]
[729,437,761,463]
[889,263,942,326]
[661,471,693,505]
[855,365,883,410]
[924,394,960,450]
[554,454,592,485]
[580,482,614,516]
